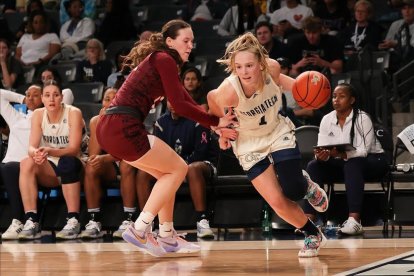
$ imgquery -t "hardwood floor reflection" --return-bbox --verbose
[1,238,413,275]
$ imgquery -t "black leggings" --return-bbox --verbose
[0,162,24,221]
[274,159,308,202]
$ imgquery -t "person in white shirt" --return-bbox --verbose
[0,84,73,240]
[304,83,389,236]
[15,10,61,67]
[270,0,313,30]
[60,0,95,59]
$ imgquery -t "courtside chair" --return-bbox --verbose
[67,82,104,104]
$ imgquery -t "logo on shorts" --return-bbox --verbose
[244,153,261,163]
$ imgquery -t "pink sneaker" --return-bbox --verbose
[157,231,200,254]
[122,225,166,257]
[298,228,327,258]
[303,170,329,212]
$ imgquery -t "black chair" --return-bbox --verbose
[295,125,319,169]
[212,149,262,231]
[105,40,135,65]
[4,12,25,34]
[73,102,102,131]
[50,62,77,84]
[66,82,104,104]
[190,20,221,39]
[193,36,235,57]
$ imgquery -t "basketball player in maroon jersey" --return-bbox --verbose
[96,20,236,257]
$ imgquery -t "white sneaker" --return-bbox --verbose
[113,220,134,239]
[18,219,42,240]
[80,220,104,239]
[1,219,24,240]
[197,219,214,238]
[56,217,81,240]
[338,217,364,235]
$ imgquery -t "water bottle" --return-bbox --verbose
[262,203,272,234]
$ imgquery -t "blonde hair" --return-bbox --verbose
[86,38,106,61]
[217,32,270,89]
[354,0,373,19]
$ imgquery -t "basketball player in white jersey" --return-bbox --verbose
[207,33,328,257]
[18,80,84,240]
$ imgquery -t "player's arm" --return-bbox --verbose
[268,58,294,92]
[207,80,238,117]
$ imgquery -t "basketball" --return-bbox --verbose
[292,71,331,109]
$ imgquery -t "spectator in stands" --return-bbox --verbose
[107,48,130,88]
[207,32,329,257]
[0,38,23,90]
[340,0,384,56]
[312,0,351,36]
[38,66,74,104]
[96,0,136,47]
[270,0,313,30]
[379,0,414,69]
[181,67,208,111]
[138,100,215,238]
[254,21,288,60]
[18,80,84,240]
[217,0,263,37]
[0,85,43,240]
[15,10,61,74]
[304,83,389,235]
[15,0,59,42]
[79,88,137,239]
[60,0,95,59]
[59,0,95,25]
[75,38,113,84]
[287,16,343,76]
[273,16,303,45]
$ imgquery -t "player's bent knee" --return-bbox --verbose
[57,156,83,184]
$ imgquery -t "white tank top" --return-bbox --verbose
[40,103,74,165]
[227,74,296,170]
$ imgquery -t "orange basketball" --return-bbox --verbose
[292,71,331,109]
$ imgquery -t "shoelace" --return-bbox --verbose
[85,220,100,230]
[198,219,210,228]
[63,219,78,230]
[119,220,133,230]
[23,220,36,231]
[303,235,320,249]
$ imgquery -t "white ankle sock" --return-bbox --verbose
[159,222,174,238]
[134,211,155,231]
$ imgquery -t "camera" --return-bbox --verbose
[395,163,414,173]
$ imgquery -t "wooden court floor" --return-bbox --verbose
[1,228,414,275]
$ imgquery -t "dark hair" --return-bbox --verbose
[254,21,273,34]
[123,19,191,70]
[64,0,84,14]
[27,0,44,14]
[27,10,50,34]
[38,66,63,85]
[336,83,366,147]
[0,38,10,49]
[181,67,202,82]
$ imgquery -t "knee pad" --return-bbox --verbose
[57,156,82,184]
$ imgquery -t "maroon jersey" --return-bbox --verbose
[96,51,219,161]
